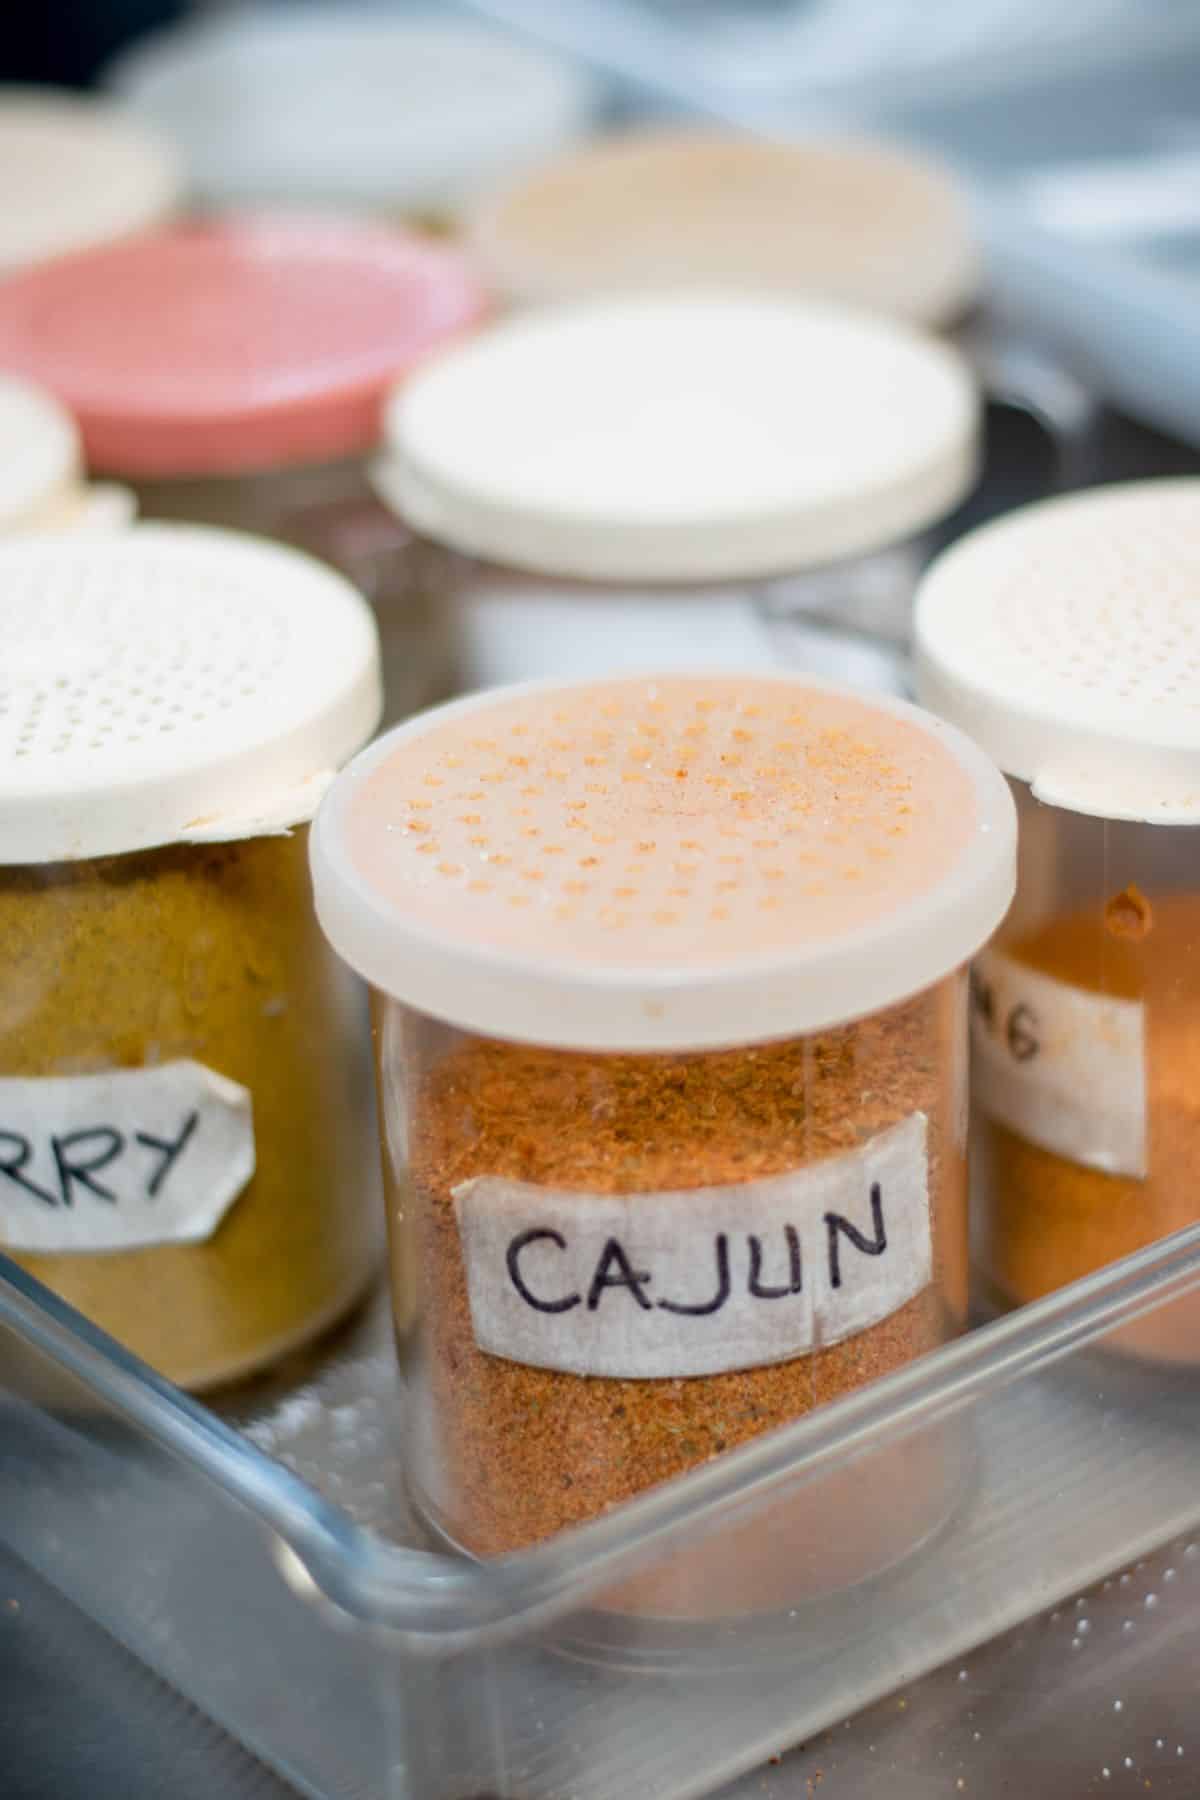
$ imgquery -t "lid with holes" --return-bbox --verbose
[0,88,180,274]
[0,374,81,530]
[310,673,1014,1050]
[0,523,381,864]
[469,127,979,326]
[914,479,1200,824]
[375,294,979,583]
[107,9,598,217]
[0,218,487,478]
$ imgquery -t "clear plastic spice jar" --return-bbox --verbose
[106,9,599,229]
[0,373,134,536]
[0,217,486,726]
[915,479,1200,1362]
[0,524,382,1392]
[371,294,980,691]
[0,88,179,275]
[311,673,1015,1589]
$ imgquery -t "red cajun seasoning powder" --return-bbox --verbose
[311,674,1015,1560]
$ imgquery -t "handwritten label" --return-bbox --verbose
[971,948,1146,1179]
[453,1113,930,1379]
[0,1061,255,1253]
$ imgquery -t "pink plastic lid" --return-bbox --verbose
[0,217,487,477]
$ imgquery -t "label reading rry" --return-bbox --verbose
[0,1061,255,1254]
[453,1112,930,1379]
[971,947,1147,1179]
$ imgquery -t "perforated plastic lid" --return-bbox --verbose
[376,294,979,583]
[107,9,597,218]
[0,218,487,477]
[915,479,1200,824]
[0,88,179,274]
[0,523,382,864]
[311,673,1014,1051]
[469,127,980,326]
[0,374,80,530]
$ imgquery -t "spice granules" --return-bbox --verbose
[0,829,378,1391]
[402,976,965,1555]
[976,891,1200,1351]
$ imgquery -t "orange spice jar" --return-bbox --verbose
[311,673,1014,1606]
[916,479,1200,1362]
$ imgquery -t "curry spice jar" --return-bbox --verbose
[916,479,1200,1360]
[371,294,979,690]
[311,673,1014,1566]
[0,217,486,726]
[0,524,382,1391]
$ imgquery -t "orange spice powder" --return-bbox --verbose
[398,977,966,1557]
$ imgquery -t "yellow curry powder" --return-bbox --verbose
[402,977,966,1557]
[0,829,378,1391]
[977,890,1200,1332]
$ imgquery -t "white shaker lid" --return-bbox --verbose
[107,9,598,218]
[0,88,179,274]
[0,523,382,864]
[470,127,980,327]
[376,293,979,584]
[0,374,81,530]
[311,672,1015,1052]
[915,479,1200,824]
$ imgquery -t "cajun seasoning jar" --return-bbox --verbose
[106,9,598,230]
[311,673,1015,1571]
[0,374,134,536]
[915,480,1200,1361]
[0,88,179,275]
[0,218,486,726]
[0,524,382,1392]
[371,294,979,691]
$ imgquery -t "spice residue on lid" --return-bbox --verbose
[375,293,979,583]
[0,217,487,477]
[0,89,180,274]
[0,373,80,529]
[313,673,1015,1049]
[0,522,381,863]
[469,127,979,325]
[915,478,1200,823]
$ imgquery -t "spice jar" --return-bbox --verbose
[915,479,1200,1362]
[371,294,979,690]
[0,88,179,275]
[469,127,979,326]
[0,524,382,1392]
[106,9,599,230]
[0,373,134,535]
[310,672,1015,1582]
[0,217,487,726]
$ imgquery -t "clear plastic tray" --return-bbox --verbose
[3,1223,1200,1800]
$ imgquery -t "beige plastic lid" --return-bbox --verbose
[311,673,1015,1051]
[0,88,179,274]
[376,294,980,584]
[0,374,81,530]
[0,523,382,864]
[915,479,1200,825]
[470,128,980,327]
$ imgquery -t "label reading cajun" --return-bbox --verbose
[971,947,1147,1179]
[0,1060,255,1254]
[452,1112,930,1379]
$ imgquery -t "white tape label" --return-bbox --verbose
[453,1113,930,1379]
[971,947,1146,1179]
[0,1060,255,1253]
